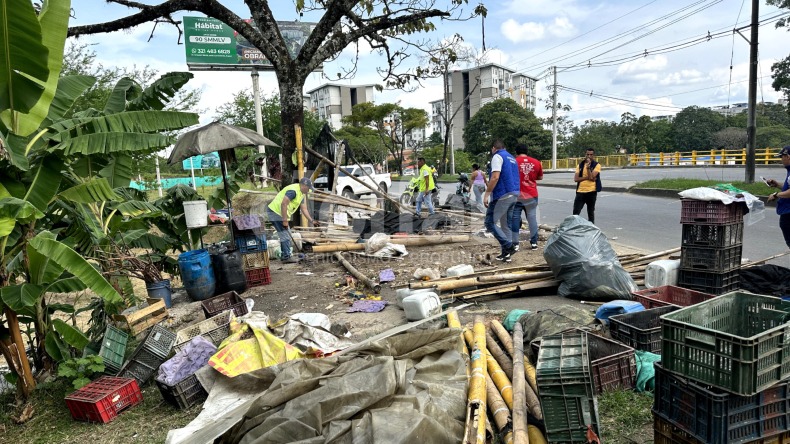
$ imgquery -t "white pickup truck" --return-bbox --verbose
[313,164,391,199]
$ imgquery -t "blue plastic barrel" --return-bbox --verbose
[178,249,216,301]
[146,279,172,308]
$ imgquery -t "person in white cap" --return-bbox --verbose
[766,145,790,248]
[267,178,319,262]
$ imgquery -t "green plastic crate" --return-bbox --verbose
[99,326,128,373]
[536,331,601,443]
[661,291,790,396]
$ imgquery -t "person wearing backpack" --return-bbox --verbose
[573,148,602,224]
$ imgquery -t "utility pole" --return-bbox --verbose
[551,66,558,170]
[745,0,759,183]
[251,68,268,187]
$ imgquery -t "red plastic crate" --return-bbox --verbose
[65,376,142,423]
[632,285,716,309]
[244,267,271,287]
[586,331,637,394]
[680,199,745,225]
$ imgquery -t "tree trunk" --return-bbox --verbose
[278,77,305,186]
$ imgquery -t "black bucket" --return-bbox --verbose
[211,250,248,295]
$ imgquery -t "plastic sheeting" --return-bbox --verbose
[543,215,638,300]
[167,328,467,444]
[678,186,764,225]
[518,305,598,361]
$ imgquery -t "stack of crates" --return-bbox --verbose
[117,324,176,387]
[233,222,271,287]
[536,330,602,443]
[677,199,744,295]
[653,291,790,443]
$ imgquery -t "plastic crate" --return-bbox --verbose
[536,331,601,443]
[661,292,790,396]
[654,412,790,444]
[140,323,176,360]
[99,326,128,373]
[632,285,716,309]
[156,374,208,410]
[234,232,267,254]
[654,362,790,444]
[585,331,637,394]
[609,306,680,353]
[678,269,740,295]
[241,250,270,270]
[682,222,744,248]
[65,376,142,423]
[680,199,746,225]
[173,311,233,354]
[680,245,743,272]
[116,359,157,388]
[201,291,249,318]
[245,267,271,287]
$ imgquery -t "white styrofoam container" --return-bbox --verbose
[402,292,441,321]
[645,259,680,288]
[394,288,434,309]
[446,264,474,277]
[183,200,208,228]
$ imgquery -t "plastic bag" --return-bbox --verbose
[543,215,637,300]
[413,267,441,280]
[365,232,391,254]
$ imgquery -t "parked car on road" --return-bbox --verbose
[313,164,391,199]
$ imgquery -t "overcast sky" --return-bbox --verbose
[70,0,790,127]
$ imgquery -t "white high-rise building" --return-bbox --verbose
[305,83,378,129]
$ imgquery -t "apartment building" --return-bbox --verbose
[305,83,378,129]
[430,99,447,137]
[444,63,538,151]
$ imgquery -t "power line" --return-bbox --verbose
[558,75,775,114]
[558,85,684,110]
[516,0,720,74]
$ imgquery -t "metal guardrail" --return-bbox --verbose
[542,148,782,170]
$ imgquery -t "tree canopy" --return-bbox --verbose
[68,0,485,183]
[672,106,726,151]
[769,0,790,104]
[463,98,551,158]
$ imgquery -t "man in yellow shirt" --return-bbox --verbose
[573,148,602,224]
[267,177,319,263]
[416,157,436,216]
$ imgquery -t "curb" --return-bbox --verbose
[540,183,777,207]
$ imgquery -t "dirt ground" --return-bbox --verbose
[228,229,649,339]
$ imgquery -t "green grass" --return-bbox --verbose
[636,178,774,196]
[0,378,200,444]
[598,389,655,444]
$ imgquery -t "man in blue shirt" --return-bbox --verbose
[483,139,521,262]
[766,145,790,247]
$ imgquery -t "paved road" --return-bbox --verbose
[389,166,789,266]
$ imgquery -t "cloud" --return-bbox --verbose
[502,19,545,43]
[500,0,591,19]
[658,70,707,86]
[551,17,576,38]
[612,56,668,84]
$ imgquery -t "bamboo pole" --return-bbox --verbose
[333,252,381,293]
[477,271,554,283]
[464,330,513,409]
[463,316,488,444]
[304,144,417,215]
[311,234,471,254]
[511,323,529,444]
[528,426,548,444]
[486,332,514,380]
[486,373,514,444]
[491,320,538,396]
[447,311,469,367]
[412,277,478,292]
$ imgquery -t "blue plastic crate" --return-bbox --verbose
[234,232,267,253]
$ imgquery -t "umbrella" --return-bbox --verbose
[168,121,279,245]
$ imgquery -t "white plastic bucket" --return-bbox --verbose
[183,200,208,228]
[395,288,434,309]
[402,292,441,321]
[446,264,474,277]
[645,259,680,288]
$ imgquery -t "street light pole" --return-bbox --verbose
[745,0,759,183]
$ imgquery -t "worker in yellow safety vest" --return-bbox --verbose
[267,177,319,263]
[416,157,436,216]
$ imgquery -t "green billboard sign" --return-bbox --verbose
[183,16,319,71]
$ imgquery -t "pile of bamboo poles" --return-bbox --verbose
[409,248,681,301]
[454,313,547,444]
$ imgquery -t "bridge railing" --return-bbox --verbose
[541,148,782,170]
